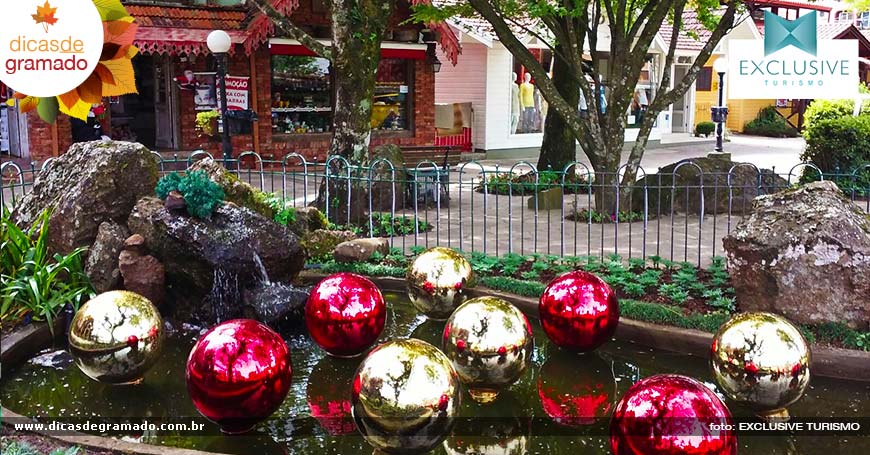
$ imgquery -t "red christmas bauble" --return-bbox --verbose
[610,374,737,455]
[537,350,614,426]
[306,356,357,435]
[539,271,619,352]
[305,273,387,357]
[186,319,292,434]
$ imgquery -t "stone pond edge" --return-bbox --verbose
[0,275,867,455]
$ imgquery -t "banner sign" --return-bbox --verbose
[225,76,249,111]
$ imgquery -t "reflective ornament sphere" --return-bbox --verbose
[442,297,533,403]
[68,291,164,384]
[539,271,619,352]
[610,374,737,455]
[186,319,292,434]
[306,273,387,357]
[538,350,615,426]
[710,312,811,419]
[407,247,476,320]
[306,356,357,435]
[352,339,461,454]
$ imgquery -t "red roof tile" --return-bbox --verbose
[126,5,248,31]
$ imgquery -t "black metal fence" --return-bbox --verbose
[3,151,868,267]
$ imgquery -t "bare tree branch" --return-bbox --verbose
[251,0,333,59]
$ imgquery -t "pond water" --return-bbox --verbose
[2,292,869,455]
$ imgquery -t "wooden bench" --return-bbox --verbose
[400,145,462,168]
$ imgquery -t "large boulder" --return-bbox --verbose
[118,234,166,307]
[723,181,870,329]
[11,141,158,254]
[631,155,786,215]
[84,221,129,293]
[127,197,306,322]
[301,229,357,262]
[187,157,274,218]
[243,283,311,327]
[333,238,390,263]
[286,207,329,237]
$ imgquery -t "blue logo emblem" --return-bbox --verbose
[764,11,817,56]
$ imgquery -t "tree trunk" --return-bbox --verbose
[537,46,579,173]
[314,0,396,224]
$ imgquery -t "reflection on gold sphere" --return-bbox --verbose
[352,339,461,454]
[442,297,533,403]
[407,247,476,320]
[710,312,811,419]
[68,291,164,384]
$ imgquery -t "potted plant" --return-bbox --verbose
[196,110,221,138]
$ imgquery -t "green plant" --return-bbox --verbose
[156,171,225,219]
[743,106,798,138]
[477,170,590,196]
[695,121,715,137]
[264,195,298,226]
[658,283,689,305]
[195,110,220,136]
[801,114,870,195]
[803,99,855,132]
[567,209,646,223]
[1,208,94,330]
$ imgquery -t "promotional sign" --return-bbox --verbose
[728,12,859,100]
[226,76,250,111]
[0,0,104,98]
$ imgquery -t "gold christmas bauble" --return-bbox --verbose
[352,339,461,454]
[710,312,810,419]
[68,291,164,384]
[442,297,533,403]
[406,247,476,320]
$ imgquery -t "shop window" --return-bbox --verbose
[696,67,713,92]
[372,59,413,131]
[271,56,333,134]
[509,50,553,135]
[271,54,415,135]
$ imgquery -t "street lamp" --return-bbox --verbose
[207,30,233,166]
[711,58,729,154]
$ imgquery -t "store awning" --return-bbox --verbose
[135,27,250,56]
[270,40,428,60]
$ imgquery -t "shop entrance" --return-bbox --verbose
[110,55,180,150]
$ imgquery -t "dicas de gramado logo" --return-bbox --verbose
[0,0,104,98]
[727,11,858,99]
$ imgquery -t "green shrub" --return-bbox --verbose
[801,115,870,194]
[1,208,94,330]
[803,99,855,132]
[743,106,798,138]
[477,170,590,195]
[156,171,225,219]
[695,121,716,137]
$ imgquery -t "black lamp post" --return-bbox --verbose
[207,30,233,166]
[711,58,729,154]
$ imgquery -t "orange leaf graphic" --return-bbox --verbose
[99,59,138,97]
[77,73,104,104]
[32,1,58,33]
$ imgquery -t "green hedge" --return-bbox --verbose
[801,115,870,194]
[803,99,855,132]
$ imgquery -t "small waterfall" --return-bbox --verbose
[208,267,241,323]
[253,252,271,285]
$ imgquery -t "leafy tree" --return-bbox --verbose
[416,1,741,212]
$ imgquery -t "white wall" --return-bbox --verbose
[436,43,488,148]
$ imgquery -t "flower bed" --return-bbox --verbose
[314,249,870,352]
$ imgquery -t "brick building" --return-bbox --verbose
[2,0,459,163]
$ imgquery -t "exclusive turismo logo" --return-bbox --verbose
[0,0,104,98]
[727,11,858,100]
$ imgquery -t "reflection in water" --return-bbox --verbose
[445,393,529,455]
[1,294,869,455]
[537,350,615,427]
[306,355,359,435]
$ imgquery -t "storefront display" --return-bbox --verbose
[510,50,552,135]
[271,55,414,135]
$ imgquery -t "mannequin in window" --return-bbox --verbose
[511,72,520,134]
[519,72,536,132]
